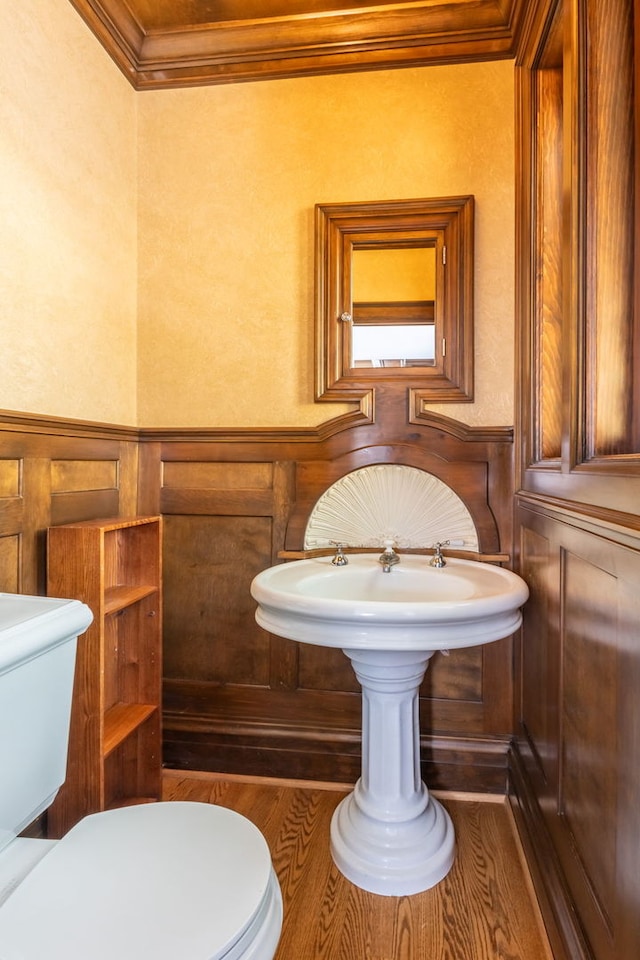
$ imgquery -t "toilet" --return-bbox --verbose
[0,592,283,960]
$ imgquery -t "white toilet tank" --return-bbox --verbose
[0,592,283,960]
[0,593,93,854]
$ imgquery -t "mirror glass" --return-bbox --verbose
[315,196,474,405]
[351,245,436,367]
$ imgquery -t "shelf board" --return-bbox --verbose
[104,584,158,616]
[103,702,158,756]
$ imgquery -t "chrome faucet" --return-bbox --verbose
[330,542,349,566]
[430,540,450,568]
[379,539,399,573]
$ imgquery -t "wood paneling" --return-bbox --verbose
[50,458,118,492]
[156,404,516,791]
[162,461,273,489]
[67,0,528,89]
[586,0,635,457]
[162,514,273,683]
[0,535,20,593]
[535,7,564,463]
[519,524,560,786]
[298,643,483,701]
[561,551,617,952]
[0,458,23,593]
[513,3,640,958]
[0,459,20,497]
[514,504,640,960]
[0,402,516,794]
[0,412,140,596]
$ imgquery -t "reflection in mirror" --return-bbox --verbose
[352,246,436,367]
[315,196,474,405]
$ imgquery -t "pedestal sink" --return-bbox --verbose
[251,554,529,896]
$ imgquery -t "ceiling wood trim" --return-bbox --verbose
[68,0,527,89]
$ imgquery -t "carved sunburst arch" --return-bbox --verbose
[304,464,479,551]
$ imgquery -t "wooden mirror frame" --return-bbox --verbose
[315,196,474,405]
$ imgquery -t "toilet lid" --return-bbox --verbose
[0,802,280,960]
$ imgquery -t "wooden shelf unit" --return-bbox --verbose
[46,516,162,837]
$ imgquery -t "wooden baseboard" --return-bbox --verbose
[162,768,355,791]
[508,740,593,960]
[161,766,512,804]
[162,710,511,794]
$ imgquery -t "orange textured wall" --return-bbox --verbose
[1,1,514,431]
[137,61,514,428]
[0,0,138,424]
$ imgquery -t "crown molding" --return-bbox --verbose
[68,0,527,89]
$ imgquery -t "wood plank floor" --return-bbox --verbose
[162,771,553,960]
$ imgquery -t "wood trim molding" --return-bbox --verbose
[516,490,640,541]
[0,408,138,442]
[0,408,376,446]
[138,407,376,445]
[278,547,510,562]
[0,407,513,449]
[67,0,528,90]
[408,407,514,444]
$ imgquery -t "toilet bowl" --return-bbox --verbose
[0,593,283,960]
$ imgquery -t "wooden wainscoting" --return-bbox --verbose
[143,396,517,793]
[512,1,640,956]
[511,498,640,960]
[0,411,141,597]
[1,403,518,796]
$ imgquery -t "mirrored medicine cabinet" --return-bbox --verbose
[315,195,474,404]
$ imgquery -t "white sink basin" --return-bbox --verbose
[251,552,528,897]
[251,554,529,650]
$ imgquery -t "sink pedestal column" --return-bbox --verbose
[330,648,455,896]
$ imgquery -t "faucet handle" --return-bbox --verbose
[379,539,400,570]
[430,541,450,567]
[330,541,349,566]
